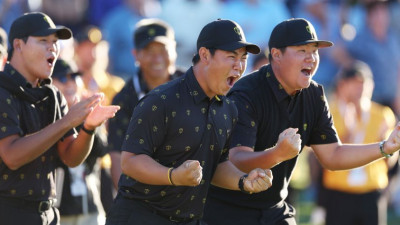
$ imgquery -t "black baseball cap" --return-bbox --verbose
[0,27,7,55]
[9,12,72,47]
[134,18,175,50]
[268,18,333,51]
[52,59,80,83]
[197,19,260,54]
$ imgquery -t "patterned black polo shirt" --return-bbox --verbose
[118,67,237,221]
[0,64,74,201]
[108,69,183,153]
[208,64,339,209]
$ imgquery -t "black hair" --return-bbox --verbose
[192,47,216,65]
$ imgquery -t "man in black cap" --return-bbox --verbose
[107,18,183,189]
[0,12,120,225]
[0,26,7,70]
[203,18,400,225]
[105,19,273,225]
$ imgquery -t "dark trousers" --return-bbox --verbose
[106,194,207,225]
[324,189,386,225]
[0,198,59,225]
[203,196,297,225]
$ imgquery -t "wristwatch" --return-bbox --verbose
[238,174,252,194]
[379,140,393,158]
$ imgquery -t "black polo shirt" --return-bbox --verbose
[208,64,338,209]
[108,70,183,152]
[0,64,74,201]
[118,67,237,221]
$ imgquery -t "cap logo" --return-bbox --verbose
[306,26,311,34]
[306,25,316,39]
[43,15,56,28]
[148,28,156,37]
[234,27,241,37]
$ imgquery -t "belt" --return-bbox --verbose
[0,196,56,213]
[120,194,196,224]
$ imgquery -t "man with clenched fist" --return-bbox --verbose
[105,19,273,225]
[203,18,400,225]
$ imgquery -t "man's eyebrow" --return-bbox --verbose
[229,49,248,56]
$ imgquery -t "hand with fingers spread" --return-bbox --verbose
[84,95,120,130]
[274,127,302,161]
[63,92,120,130]
[243,168,273,194]
[170,160,203,186]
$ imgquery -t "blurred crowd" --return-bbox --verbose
[1,0,400,224]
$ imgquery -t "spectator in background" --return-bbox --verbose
[107,18,183,189]
[52,59,108,225]
[0,26,7,70]
[101,0,161,80]
[333,0,400,116]
[74,25,125,106]
[314,60,398,225]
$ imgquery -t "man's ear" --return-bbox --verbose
[199,47,210,62]
[271,48,281,60]
[14,38,23,51]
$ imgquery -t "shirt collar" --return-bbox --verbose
[265,64,301,103]
[3,63,52,88]
[185,67,218,104]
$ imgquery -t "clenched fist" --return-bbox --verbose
[170,160,203,186]
[243,168,273,193]
[274,128,302,162]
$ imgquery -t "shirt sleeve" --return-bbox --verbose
[307,87,339,145]
[121,93,167,156]
[228,91,258,149]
